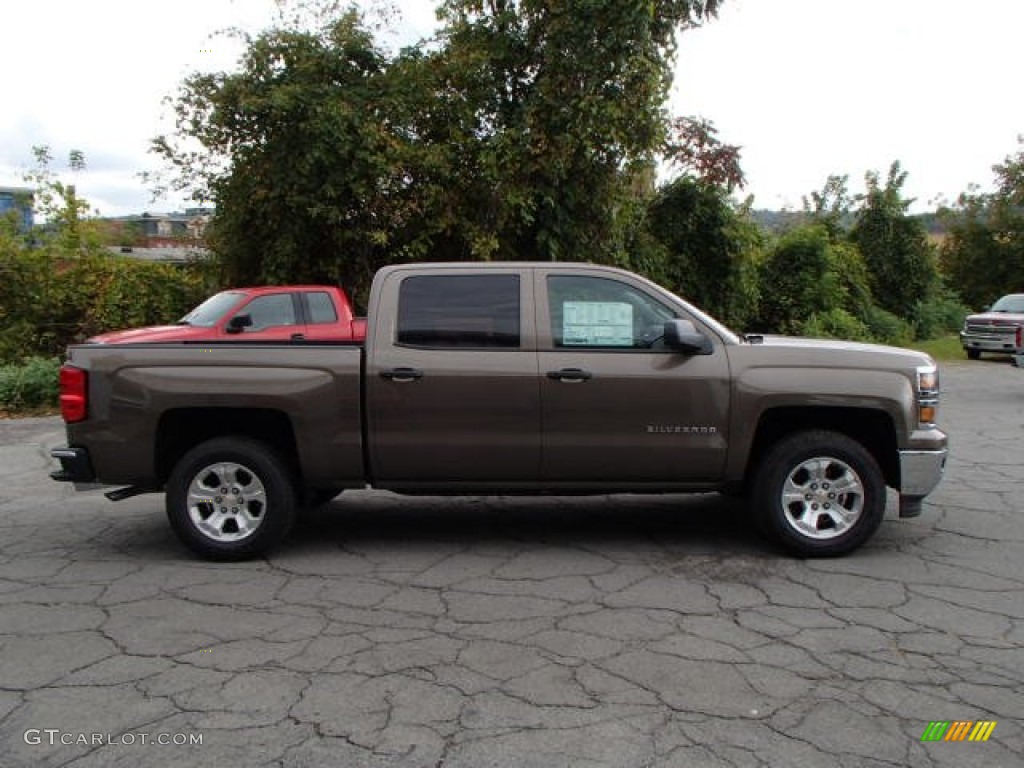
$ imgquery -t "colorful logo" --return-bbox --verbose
[921,721,997,742]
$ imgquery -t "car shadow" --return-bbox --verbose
[287,490,768,557]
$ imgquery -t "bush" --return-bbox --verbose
[0,250,212,364]
[800,309,872,341]
[913,291,970,340]
[861,305,914,346]
[0,357,61,411]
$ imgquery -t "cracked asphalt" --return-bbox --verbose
[1,361,1021,767]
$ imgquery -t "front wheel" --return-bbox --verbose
[966,348,981,360]
[166,437,297,560]
[752,430,885,557]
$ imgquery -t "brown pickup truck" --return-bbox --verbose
[50,263,947,560]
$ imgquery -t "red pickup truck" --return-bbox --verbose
[89,285,366,344]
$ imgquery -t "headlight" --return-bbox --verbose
[916,364,939,428]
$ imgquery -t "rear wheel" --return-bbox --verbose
[166,437,296,560]
[753,430,885,557]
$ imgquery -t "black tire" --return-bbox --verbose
[166,437,297,560]
[966,348,981,360]
[752,430,885,557]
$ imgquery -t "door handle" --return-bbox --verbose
[546,368,592,383]
[381,367,424,382]
[290,333,305,341]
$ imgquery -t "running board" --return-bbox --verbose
[104,486,156,502]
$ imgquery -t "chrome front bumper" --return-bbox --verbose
[960,331,1018,353]
[898,445,948,517]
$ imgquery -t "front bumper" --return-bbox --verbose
[50,446,96,484]
[898,445,948,518]
[960,331,1018,354]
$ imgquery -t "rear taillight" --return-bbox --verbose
[59,365,88,423]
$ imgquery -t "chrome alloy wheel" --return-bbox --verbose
[780,456,864,540]
[187,461,267,542]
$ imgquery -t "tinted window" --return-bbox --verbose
[307,292,338,324]
[398,275,520,348]
[548,275,675,349]
[237,294,297,331]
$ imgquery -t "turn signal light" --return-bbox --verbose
[59,365,88,423]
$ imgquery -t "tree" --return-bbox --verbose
[645,176,760,328]
[849,162,937,317]
[940,140,1024,308]
[152,10,426,301]
[427,0,728,262]
[153,1,737,301]
[756,224,875,336]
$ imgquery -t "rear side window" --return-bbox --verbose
[307,292,338,324]
[397,274,520,348]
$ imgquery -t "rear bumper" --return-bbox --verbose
[50,446,96,484]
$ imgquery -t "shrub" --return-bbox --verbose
[0,357,61,411]
[861,305,914,346]
[800,309,872,341]
[913,291,970,340]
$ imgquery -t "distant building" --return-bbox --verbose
[0,186,34,231]
[104,208,212,262]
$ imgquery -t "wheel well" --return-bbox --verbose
[155,408,299,484]
[746,407,899,489]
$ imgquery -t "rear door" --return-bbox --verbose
[366,268,541,484]
[536,269,731,483]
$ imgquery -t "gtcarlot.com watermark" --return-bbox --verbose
[24,729,202,747]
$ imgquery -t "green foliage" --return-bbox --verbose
[800,309,871,342]
[757,225,847,335]
[0,147,212,365]
[0,357,61,411]
[645,177,761,329]
[939,140,1024,308]
[153,1,739,304]
[911,291,969,341]
[849,162,938,316]
[860,305,913,346]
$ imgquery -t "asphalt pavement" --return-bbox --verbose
[0,360,1021,767]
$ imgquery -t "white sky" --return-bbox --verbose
[2,0,1021,216]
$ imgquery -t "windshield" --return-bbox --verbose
[178,291,244,327]
[989,295,1024,313]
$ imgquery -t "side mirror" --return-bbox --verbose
[226,314,253,334]
[664,319,713,355]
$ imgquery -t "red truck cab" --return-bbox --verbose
[89,285,366,344]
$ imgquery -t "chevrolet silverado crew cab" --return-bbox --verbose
[88,285,366,344]
[51,263,947,560]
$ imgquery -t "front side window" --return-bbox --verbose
[548,275,675,349]
[236,294,298,331]
[397,274,520,348]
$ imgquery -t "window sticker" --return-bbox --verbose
[562,301,633,346]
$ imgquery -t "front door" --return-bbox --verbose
[537,270,730,483]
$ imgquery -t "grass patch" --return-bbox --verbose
[0,357,61,412]
[906,335,964,361]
